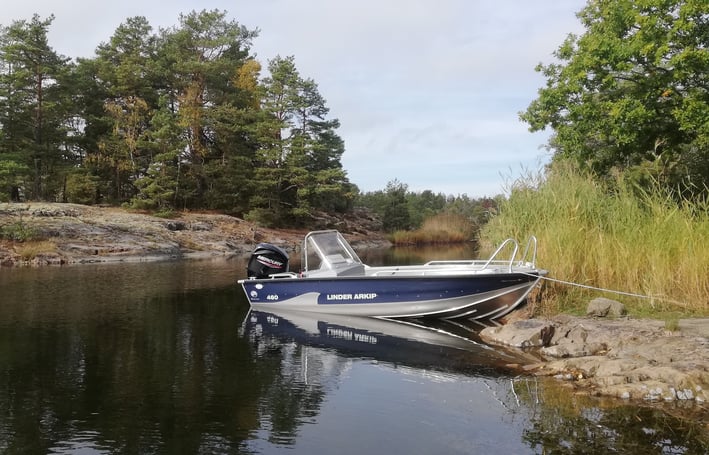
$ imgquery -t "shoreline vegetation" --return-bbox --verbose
[3,161,709,324]
[5,163,709,325]
[3,163,708,323]
[388,212,475,245]
[478,164,709,321]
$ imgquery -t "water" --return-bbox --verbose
[0,255,707,454]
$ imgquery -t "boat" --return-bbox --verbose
[238,230,547,320]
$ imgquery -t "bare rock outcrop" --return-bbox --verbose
[478,319,556,348]
[481,310,709,404]
[0,202,388,266]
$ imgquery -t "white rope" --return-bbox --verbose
[524,272,689,306]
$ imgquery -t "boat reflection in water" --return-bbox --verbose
[243,309,535,376]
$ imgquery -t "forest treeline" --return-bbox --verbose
[0,10,356,226]
[0,10,494,230]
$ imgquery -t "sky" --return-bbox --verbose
[2,1,588,197]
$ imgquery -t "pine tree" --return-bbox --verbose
[0,14,75,201]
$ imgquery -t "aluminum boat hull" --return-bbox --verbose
[240,272,542,320]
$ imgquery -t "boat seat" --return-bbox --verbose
[324,254,348,265]
[302,260,364,277]
[305,262,365,278]
[319,253,365,276]
[334,263,365,277]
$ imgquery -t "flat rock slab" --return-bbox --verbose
[679,318,709,338]
[0,202,388,266]
[479,319,556,348]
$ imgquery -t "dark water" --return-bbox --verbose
[1,255,708,454]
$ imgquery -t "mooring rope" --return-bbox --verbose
[523,272,688,306]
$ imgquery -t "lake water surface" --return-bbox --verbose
[1,253,708,454]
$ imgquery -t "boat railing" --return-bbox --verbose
[482,236,539,271]
[421,260,486,266]
[300,231,539,276]
[520,235,538,267]
[424,236,538,273]
[481,238,518,272]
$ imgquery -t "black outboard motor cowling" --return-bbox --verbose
[247,243,290,278]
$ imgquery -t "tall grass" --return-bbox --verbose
[15,240,58,261]
[390,213,474,245]
[480,164,709,317]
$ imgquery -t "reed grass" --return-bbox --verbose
[15,240,58,261]
[479,163,709,318]
[390,213,474,245]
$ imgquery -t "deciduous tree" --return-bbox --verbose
[521,0,709,197]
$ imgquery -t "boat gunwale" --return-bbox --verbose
[238,269,546,284]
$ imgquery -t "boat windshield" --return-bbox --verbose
[303,230,363,271]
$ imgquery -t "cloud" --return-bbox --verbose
[2,0,587,196]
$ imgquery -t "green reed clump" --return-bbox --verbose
[480,163,709,317]
[390,213,474,245]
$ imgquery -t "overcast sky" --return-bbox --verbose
[2,1,588,197]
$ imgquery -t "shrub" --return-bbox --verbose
[65,171,99,204]
[0,221,40,242]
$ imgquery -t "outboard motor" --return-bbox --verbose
[246,243,290,279]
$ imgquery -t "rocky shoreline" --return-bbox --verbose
[484,299,709,418]
[2,202,708,421]
[0,202,387,266]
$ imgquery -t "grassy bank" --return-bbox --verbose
[479,165,709,318]
[389,213,474,245]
